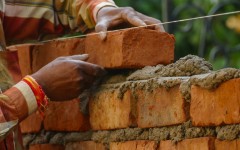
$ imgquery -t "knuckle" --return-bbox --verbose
[123,7,135,14]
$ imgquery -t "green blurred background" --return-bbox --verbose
[114,0,240,70]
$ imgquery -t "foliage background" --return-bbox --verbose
[114,0,240,70]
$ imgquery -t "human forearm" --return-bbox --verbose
[1,81,38,122]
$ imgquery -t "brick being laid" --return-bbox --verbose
[85,28,175,68]
[15,28,175,73]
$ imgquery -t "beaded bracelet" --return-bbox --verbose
[22,75,49,117]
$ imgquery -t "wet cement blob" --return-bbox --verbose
[127,55,213,81]
[190,68,240,89]
[216,124,240,140]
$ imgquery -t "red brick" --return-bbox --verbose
[20,112,42,133]
[177,137,215,150]
[85,28,175,69]
[110,141,158,150]
[191,79,240,126]
[29,144,64,150]
[31,38,85,72]
[65,141,105,150]
[137,85,187,128]
[16,44,34,76]
[159,140,177,150]
[215,139,240,150]
[89,90,136,130]
[43,99,90,131]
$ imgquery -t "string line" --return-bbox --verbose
[22,10,240,44]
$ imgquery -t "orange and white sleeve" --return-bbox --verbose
[55,0,117,32]
[0,76,48,122]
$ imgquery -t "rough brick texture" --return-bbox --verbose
[90,82,187,130]
[86,28,175,68]
[177,137,215,150]
[110,141,158,150]
[29,144,64,150]
[215,139,240,150]
[65,141,105,150]
[89,90,136,130]
[137,85,187,128]
[31,38,85,72]
[160,137,215,150]
[191,78,240,126]
[16,44,33,76]
[20,112,42,133]
[159,140,177,150]
[43,99,90,131]
[16,28,174,73]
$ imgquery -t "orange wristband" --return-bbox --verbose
[22,75,49,117]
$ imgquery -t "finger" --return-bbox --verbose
[155,24,165,32]
[78,71,96,90]
[74,60,107,77]
[95,21,110,40]
[128,16,147,27]
[137,12,165,32]
[122,11,147,27]
[68,54,89,61]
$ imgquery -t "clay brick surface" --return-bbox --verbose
[86,28,175,68]
[177,137,215,150]
[31,38,85,72]
[137,85,187,128]
[16,44,33,76]
[20,112,42,133]
[159,138,214,150]
[215,139,240,150]
[191,79,240,126]
[89,90,136,130]
[43,99,90,131]
[29,144,64,150]
[110,141,158,150]
[159,140,177,150]
[65,141,105,150]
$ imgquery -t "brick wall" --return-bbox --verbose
[16,28,240,150]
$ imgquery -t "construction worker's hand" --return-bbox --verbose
[31,54,106,101]
[95,7,165,40]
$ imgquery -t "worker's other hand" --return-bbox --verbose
[95,7,165,40]
[31,54,106,101]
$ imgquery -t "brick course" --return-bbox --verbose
[29,144,64,150]
[137,85,187,128]
[43,99,90,131]
[110,140,158,150]
[89,90,135,130]
[191,78,240,126]
[20,112,42,133]
[65,141,105,150]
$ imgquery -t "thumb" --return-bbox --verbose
[68,54,89,61]
[95,21,110,41]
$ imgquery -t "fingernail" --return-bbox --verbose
[99,31,107,41]
[80,54,89,60]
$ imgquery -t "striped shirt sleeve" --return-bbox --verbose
[2,0,117,44]
[0,82,37,122]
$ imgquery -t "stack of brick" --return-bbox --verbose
[15,28,240,150]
